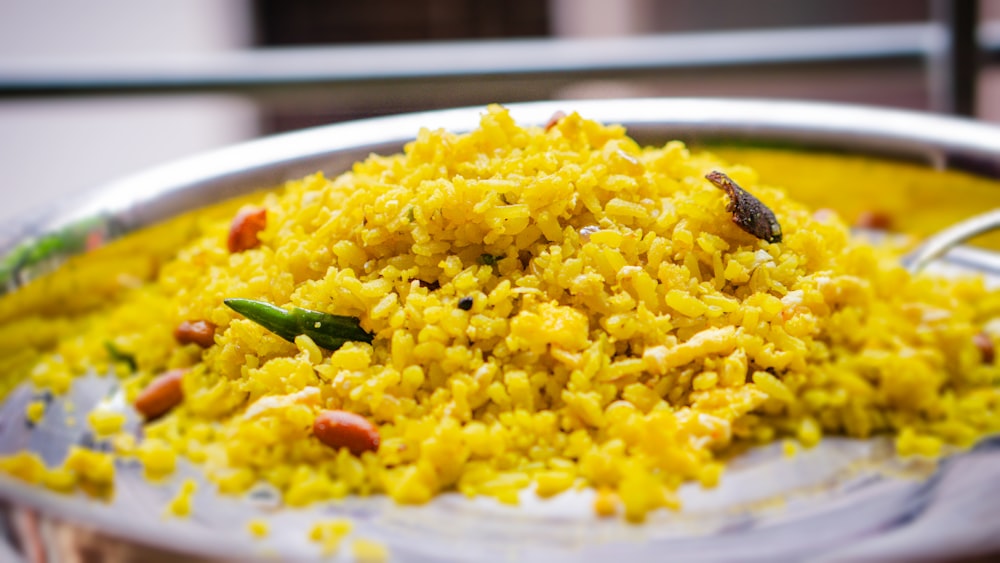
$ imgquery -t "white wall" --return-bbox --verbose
[0,1,252,56]
[0,0,258,226]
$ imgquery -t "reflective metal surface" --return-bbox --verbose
[0,24,945,97]
[904,207,1000,272]
[3,99,1000,562]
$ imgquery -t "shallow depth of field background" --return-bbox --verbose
[0,0,998,224]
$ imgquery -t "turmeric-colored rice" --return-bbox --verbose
[2,104,1000,523]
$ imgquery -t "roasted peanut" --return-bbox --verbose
[975,332,995,364]
[313,410,380,456]
[173,320,217,348]
[227,207,267,253]
[134,369,186,420]
[544,110,566,132]
[854,210,893,230]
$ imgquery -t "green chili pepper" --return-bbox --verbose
[224,298,373,351]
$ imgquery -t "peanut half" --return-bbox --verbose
[975,332,995,364]
[174,320,217,348]
[134,369,186,420]
[313,410,380,456]
[228,207,267,253]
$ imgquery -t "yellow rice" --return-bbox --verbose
[2,104,1000,523]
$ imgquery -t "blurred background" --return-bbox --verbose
[1,0,999,223]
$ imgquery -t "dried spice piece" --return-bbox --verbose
[416,279,440,291]
[479,253,502,266]
[706,171,782,243]
[457,296,474,311]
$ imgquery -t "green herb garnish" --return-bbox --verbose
[104,341,137,372]
[479,253,502,266]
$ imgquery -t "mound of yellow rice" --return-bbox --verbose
[3,104,1000,523]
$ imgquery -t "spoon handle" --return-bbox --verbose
[904,208,1000,273]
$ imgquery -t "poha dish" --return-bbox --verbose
[2,105,1000,523]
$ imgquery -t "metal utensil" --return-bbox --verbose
[903,208,1000,273]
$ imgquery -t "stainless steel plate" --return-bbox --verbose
[2,99,1000,562]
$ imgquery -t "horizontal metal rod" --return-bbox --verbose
[0,23,949,97]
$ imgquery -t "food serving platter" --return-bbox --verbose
[2,98,1000,562]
